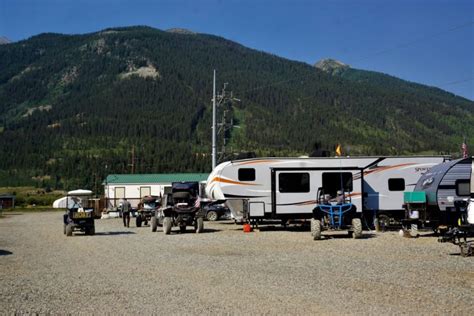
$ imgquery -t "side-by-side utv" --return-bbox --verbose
[311,187,362,240]
[155,182,205,234]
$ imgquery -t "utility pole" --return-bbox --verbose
[212,70,217,170]
[211,71,240,170]
[129,145,135,174]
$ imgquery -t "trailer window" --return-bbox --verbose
[322,172,353,197]
[279,173,310,193]
[388,178,405,191]
[456,179,470,196]
[238,168,255,181]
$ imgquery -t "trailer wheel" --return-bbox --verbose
[66,224,73,237]
[352,218,363,239]
[311,219,322,240]
[151,216,157,232]
[136,216,142,227]
[206,210,218,221]
[163,217,172,235]
[460,243,472,257]
[195,217,204,233]
[377,214,390,232]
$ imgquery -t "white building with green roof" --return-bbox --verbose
[103,173,209,208]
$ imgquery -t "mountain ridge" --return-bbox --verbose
[0,36,11,44]
[0,25,472,189]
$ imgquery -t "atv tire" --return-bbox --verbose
[311,218,322,240]
[163,217,172,235]
[352,218,363,239]
[195,217,204,233]
[136,216,142,227]
[66,224,73,237]
[151,216,157,232]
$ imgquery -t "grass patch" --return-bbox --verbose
[0,186,66,208]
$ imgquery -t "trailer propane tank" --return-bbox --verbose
[467,199,474,225]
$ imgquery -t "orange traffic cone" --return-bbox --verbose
[243,223,252,233]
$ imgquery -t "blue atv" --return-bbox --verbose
[311,187,363,240]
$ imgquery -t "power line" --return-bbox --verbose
[438,77,474,87]
[349,21,474,63]
[237,20,474,96]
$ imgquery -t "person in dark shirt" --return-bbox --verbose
[121,198,131,227]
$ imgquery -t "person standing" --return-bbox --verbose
[121,198,131,227]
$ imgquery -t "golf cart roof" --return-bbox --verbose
[67,189,93,196]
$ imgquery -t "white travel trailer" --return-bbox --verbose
[205,156,447,224]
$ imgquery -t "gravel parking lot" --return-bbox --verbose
[0,211,472,315]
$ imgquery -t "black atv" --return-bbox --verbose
[157,182,205,234]
[136,195,160,227]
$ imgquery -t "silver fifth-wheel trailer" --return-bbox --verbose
[205,156,447,224]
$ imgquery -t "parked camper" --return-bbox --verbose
[400,157,474,256]
[402,157,473,232]
[205,156,446,226]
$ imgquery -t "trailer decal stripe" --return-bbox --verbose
[210,176,260,186]
[276,193,362,206]
[236,159,282,166]
[224,193,268,198]
[277,200,317,206]
[354,163,416,180]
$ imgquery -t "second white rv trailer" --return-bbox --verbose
[205,156,447,222]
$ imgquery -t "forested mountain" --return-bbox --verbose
[0,26,472,190]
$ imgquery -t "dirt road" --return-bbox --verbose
[0,212,472,314]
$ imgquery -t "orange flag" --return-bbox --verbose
[335,144,342,156]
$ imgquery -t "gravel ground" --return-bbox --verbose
[0,211,472,315]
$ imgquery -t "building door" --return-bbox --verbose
[115,187,125,207]
[140,186,151,198]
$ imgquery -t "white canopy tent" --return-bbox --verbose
[67,189,93,196]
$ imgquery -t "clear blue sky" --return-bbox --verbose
[1,0,473,100]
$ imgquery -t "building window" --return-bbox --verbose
[238,168,256,181]
[456,179,470,196]
[388,178,405,191]
[279,173,310,193]
[322,172,353,197]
